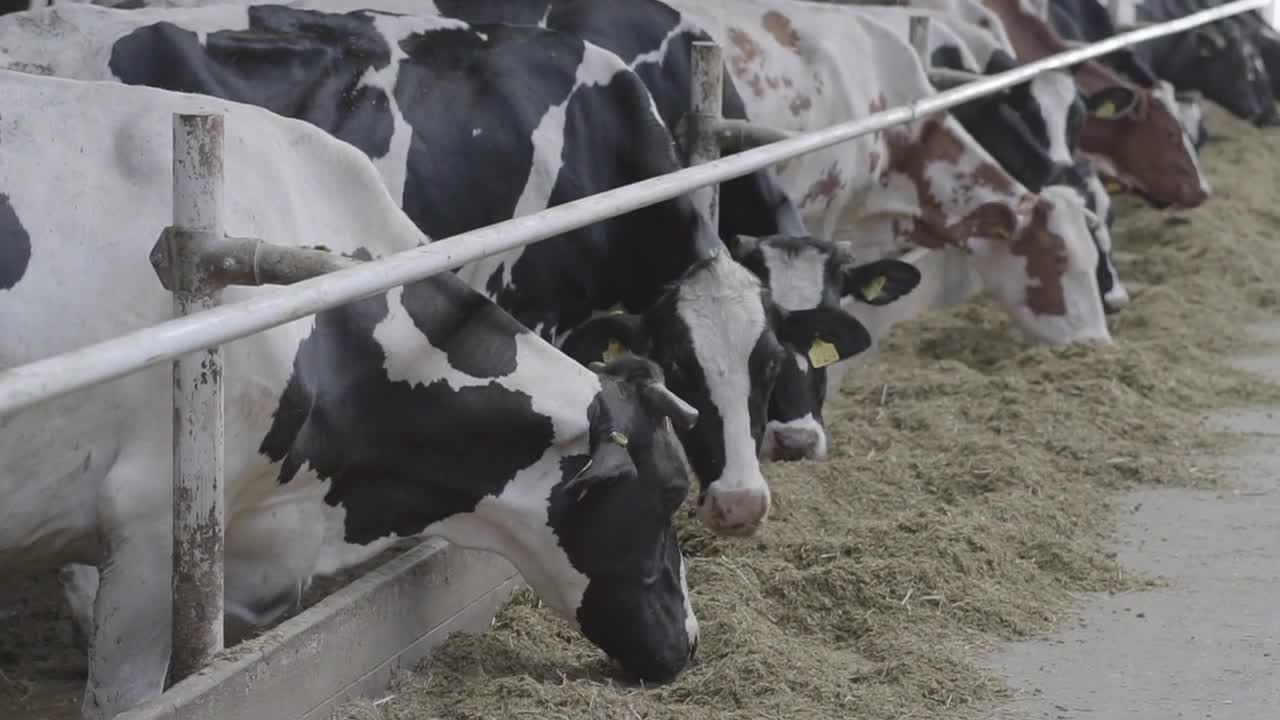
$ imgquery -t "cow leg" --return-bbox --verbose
[58,563,100,655]
[81,447,174,720]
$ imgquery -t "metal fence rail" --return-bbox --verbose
[0,0,1273,695]
[0,0,1270,417]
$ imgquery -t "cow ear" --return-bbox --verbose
[840,259,922,306]
[563,429,638,501]
[1085,87,1138,119]
[780,306,873,369]
[560,313,652,368]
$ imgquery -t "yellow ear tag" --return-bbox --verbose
[808,339,840,369]
[1103,180,1123,193]
[601,338,626,363]
[861,275,887,302]
[1093,100,1116,119]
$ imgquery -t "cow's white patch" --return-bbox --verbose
[679,554,699,646]
[1029,71,1078,164]
[677,254,772,528]
[628,17,698,70]
[435,453,591,619]
[1152,80,1211,197]
[759,243,827,311]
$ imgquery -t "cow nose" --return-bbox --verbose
[1103,285,1131,314]
[767,425,822,461]
[699,486,770,536]
[1178,181,1209,208]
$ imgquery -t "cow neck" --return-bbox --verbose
[259,272,599,548]
[610,195,724,312]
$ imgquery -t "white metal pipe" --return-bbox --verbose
[0,0,1269,418]
[689,41,724,229]
[167,113,226,681]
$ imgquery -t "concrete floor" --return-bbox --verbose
[983,326,1280,720]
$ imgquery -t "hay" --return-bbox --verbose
[331,104,1280,720]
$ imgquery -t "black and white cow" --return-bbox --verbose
[0,3,881,533]
[1050,0,1280,126]
[562,243,923,461]
[0,69,699,720]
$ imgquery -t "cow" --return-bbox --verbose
[1049,0,1280,126]
[902,0,1210,209]
[561,243,924,461]
[0,68,702,720]
[1223,5,1280,100]
[661,0,1113,347]
[0,3,870,534]
[840,3,1130,312]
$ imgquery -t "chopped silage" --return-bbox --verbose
[331,104,1280,720]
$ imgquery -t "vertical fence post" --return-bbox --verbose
[167,113,226,682]
[909,15,930,61]
[689,41,724,231]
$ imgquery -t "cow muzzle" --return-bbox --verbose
[697,485,770,536]
[759,418,828,462]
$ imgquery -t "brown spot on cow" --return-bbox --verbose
[799,162,843,209]
[782,76,793,88]
[762,10,801,53]
[1010,200,1070,316]
[728,26,763,81]
[766,75,780,90]
[789,94,812,116]
[881,118,1022,248]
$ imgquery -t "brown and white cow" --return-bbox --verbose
[908,0,1210,208]
[665,0,1111,346]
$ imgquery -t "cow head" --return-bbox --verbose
[1076,83,1210,208]
[1158,22,1279,127]
[729,235,920,461]
[1045,156,1129,313]
[563,353,701,682]
[562,251,785,536]
[970,185,1111,344]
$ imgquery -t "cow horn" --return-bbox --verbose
[640,382,699,430]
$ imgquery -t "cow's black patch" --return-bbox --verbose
[108,5,396,159]
[401,271,521,378]
[0,193,31,291]
[259,273,553,545]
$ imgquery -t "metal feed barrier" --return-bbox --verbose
[0,0,1273,710]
